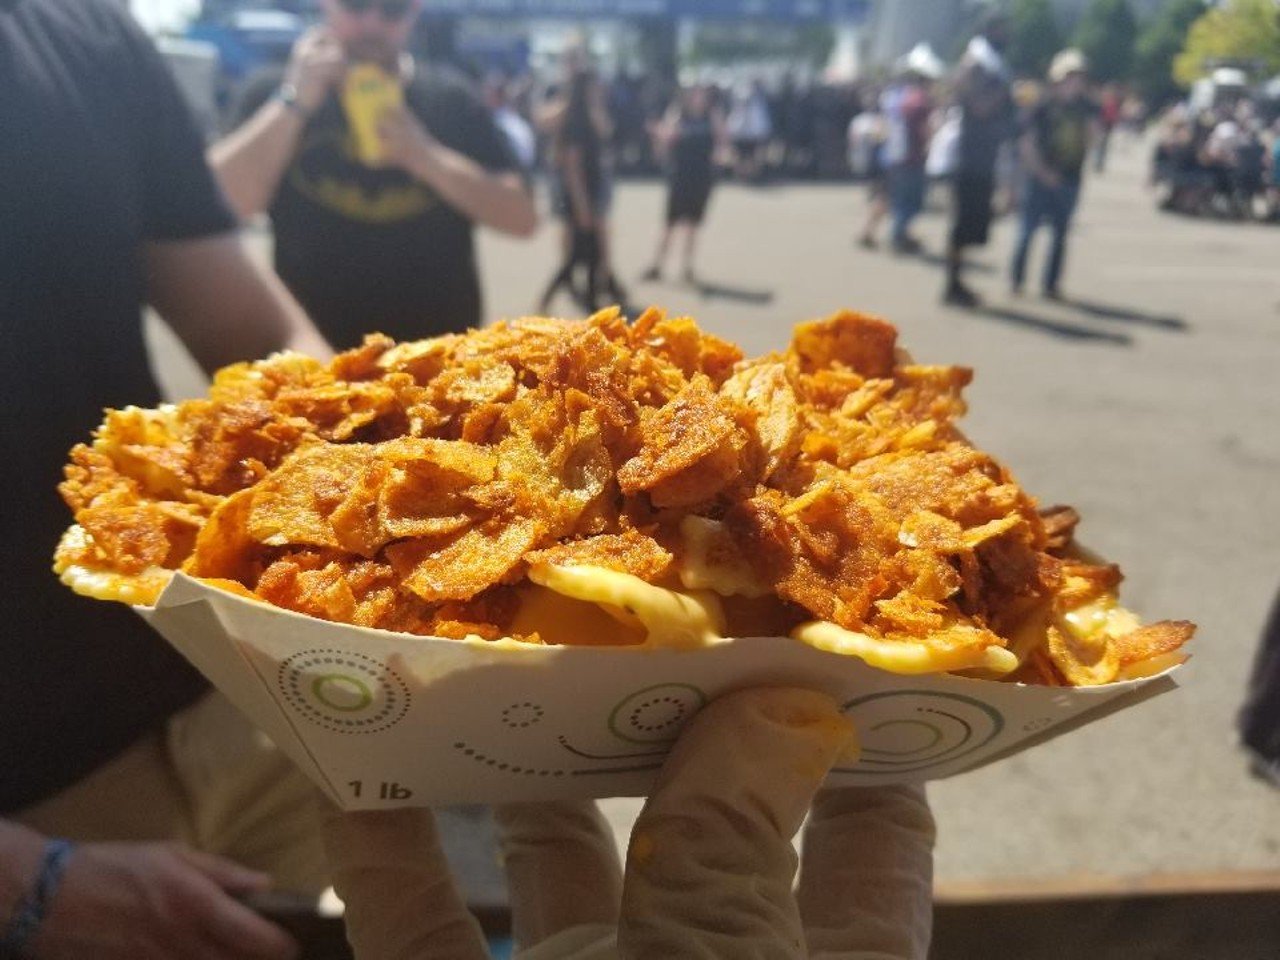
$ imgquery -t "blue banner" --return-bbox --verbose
[423,0,869,21]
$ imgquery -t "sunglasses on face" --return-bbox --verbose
[338,0,414,21]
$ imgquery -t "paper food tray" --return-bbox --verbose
[136,573,1179,809]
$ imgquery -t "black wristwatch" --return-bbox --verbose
[274,83,311,119]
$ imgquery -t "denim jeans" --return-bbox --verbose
[1010,176,1081,293]
[888,164,927,247]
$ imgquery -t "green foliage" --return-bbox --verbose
[1072,0,1138,82]
[1133,0,1206,105]
[1004,0,1063,79]
[1173,0,1280,87]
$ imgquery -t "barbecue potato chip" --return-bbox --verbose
[54,310,1194,684]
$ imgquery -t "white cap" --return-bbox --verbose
[1048,48,1088,83]
[897,43,945,81]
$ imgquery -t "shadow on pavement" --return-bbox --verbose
[963,302,1134,345]
[1062,296,1189,332]
[694,279,776,304]
[913,251,997,274]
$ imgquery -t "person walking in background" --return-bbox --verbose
[1094,83,1121,173]
[1268,117,1280,220]
[485,72,536,173]
[851,86,889,248]
[1010,49,1098,300]
[537,68,608,313]
[944,13,1015,307]
[538,45,629,310]
[641,83,727,285]
[209,0,535,348]
[727,79,773,182]
[880,46,942,254]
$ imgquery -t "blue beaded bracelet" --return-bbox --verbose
[1,839,75,958]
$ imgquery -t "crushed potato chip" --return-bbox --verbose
[53,310,1193,684]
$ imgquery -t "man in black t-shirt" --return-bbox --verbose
[210,0,537,349]
[1,1,331,955]
[1009,49,1099,299]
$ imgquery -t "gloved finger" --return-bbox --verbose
[494,800,623,950]
[796,784,936,960]
[619,687,856,959]
[319,805,489,960]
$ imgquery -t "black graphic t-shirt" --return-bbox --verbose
[237,67,518,348]
[1,0,233,812]
[1028,96,1099,182]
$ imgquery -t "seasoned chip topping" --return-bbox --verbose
[54,310,1194,683]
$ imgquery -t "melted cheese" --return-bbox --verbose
[676,515,772,598]
[791,620,1019,675]
[57,563,170,607]
[527,563,726,649]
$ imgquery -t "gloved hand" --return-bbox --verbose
[320,687,936,959]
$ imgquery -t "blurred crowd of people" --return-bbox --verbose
[474,13,1170,310]
[486,67,870,184]
[485,60,876,313]
[1152,99,1280,221]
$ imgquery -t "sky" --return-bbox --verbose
[131,0,202,34]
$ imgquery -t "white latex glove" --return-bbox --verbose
[321,687,935,959]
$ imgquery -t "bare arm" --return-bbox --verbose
[379,109,537,237]
[411,145,537,237]
[591,99,614,141]
[560,145,594,230]
[712,107,731,152]
[536,98,566,136]
[144,233,333,374]
[0,820,44,923]
[652,104,680,163]
[208,103,309,220]
[208,27,345,220]
[2,819,296,959]
[1020,129,1060,187]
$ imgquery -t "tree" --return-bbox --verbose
[1073,0,1138,83]
[1133,0,1207,106]
[1005,0,1063,78]
[1173,0,1280,87]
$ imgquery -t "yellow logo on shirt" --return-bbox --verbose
[288,127,439,224]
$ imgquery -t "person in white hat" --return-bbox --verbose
[877,45,943,254]
[1010,48,1099,299]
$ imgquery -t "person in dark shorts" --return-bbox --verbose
[944,16,1015,307]
[210,0,536,348]
[641,83,727,284]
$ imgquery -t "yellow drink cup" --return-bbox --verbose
[342,64,404,165]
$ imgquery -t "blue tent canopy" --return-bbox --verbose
[422,0,869,21]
